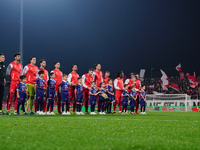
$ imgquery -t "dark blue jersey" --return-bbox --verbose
[122,90,129,101]
[16,82,27,96]
[47,79,56,90]
[35,78,45,90]
[130,90,137,100]
[76,84,83,99]
[140,90,146,101]
[99,88,106,101]
[60,80,69,92]
[107,85,114,101]
[90,87,97,102]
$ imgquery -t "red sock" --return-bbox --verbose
[7,94,14,111]
[43,99,46,112]
[57,100,61,113]
[119,101,122,112]
[14,96,18,111]
[35,100,37,112]
[85,100,88,112]
[114,101,117,112]
[135,100,139,113]
[73,101,76,113]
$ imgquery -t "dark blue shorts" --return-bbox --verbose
[122,100,128,106]
[140,100,146,107]
[17,93,26,102]
[47,89,55,99]
[36,89,44,102]
[61,92,69,102]
[130,99,136,106]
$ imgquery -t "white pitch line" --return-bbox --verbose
[1,116,199,123]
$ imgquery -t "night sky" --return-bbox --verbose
[0,0,200,79]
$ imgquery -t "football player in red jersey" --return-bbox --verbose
[68,64,79,113]
[22,56,38,114]
[93,63,103,113]
[51,62,63,114]
[6,53,23,115]
[82,68,94,114]
[114,72,124,114]
[134,74,141,114]
[103,70,110,111]
[35,59,48,113]
[93,64,103,88]
[125,76,135,92]
[103,70,110,86]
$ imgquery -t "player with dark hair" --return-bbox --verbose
[125,75,136,92]
[75,77,84,115]
[140,85,147,114]
[16,75,27,115]
[23,56,38,114]
[99,82,107,114]
[51,61,63,114]
[135,74,141,114]
[89,81,98,115]
[103,70,110,86]
[6,53,22,115]
[107,78,114,114]
[35,59,49,113]
[68,64,79,113]
[46,72,56,115]
[0,53,6,115]
[82,68,94,114]
[35,70,45,115]
[60,74,70,115]
[121,84,129,114]
[113,72,124,114]
[130,85,137,114]
[93,63,103,113]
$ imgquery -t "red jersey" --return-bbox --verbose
[103,77,109,86]
[23,64,38,85]
[82,73,93,89]
[51,69,63,86]
[38,67,49,87]
[114,77,124,91]
[135,79,141,91]
[6,61,23,82]
[125,78,134,91]
[93,70,103,87]
[67,71,79,85]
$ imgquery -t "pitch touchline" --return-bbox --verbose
[42,117,200,122]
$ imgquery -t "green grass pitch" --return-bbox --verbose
[0,112,199,150]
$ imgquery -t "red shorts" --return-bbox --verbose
[68,86,75,100]
[55,85,61,98]
[83,88,90,100]
[115,90,122,103]
[9,81,19,93]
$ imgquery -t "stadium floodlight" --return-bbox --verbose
[19,0,23,66]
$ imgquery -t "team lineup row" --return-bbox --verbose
[1,53,147,115]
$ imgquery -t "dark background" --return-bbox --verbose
[0,0,200,79]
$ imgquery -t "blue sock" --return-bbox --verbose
[79,104,81,112]
[66,101,68,112]
[62,103,64,112]
[51,100,54,112]
[17,102,20,113]
[76,104,79,112]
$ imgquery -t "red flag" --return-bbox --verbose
[179,72,184,80]
[176,63,182,72]
[121,71,127,81]
[169,83,180,91]
[186,73,199,88]
[160,69,169,91]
